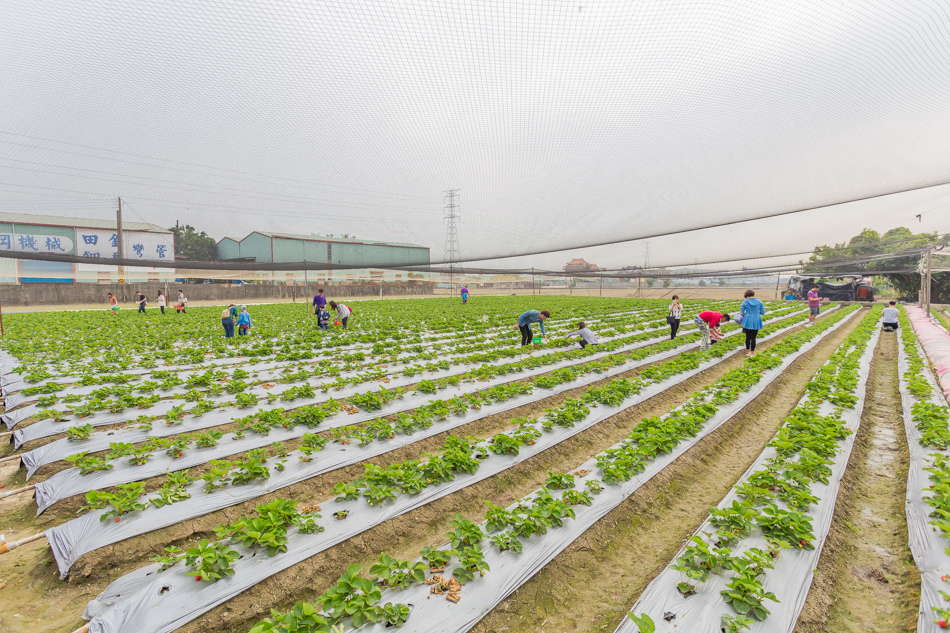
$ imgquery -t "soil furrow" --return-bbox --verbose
[468,308,862,633]
[794,329,920,633]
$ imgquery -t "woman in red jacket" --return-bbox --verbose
[694,310,731,351]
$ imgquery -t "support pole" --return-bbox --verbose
[925,247,933,316]
[0,484,33,500]
[116,197,125,285]
[599,276,603,297]
[0,531,44,554]
[774,274,781,301]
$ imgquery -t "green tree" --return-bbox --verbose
[646,278,656,288]
[808,227,948,302]
[718,279,726,286]
[698,280,707,287]
[169,224,218,261]
[663,279,672,288]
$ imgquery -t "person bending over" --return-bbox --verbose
[517,309,550,346]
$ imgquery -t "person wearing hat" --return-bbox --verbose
[237,305,252,336]
[220,303,236,338]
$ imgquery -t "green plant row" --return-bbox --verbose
[247,306,857,632]
[33,301,742,421]
[896,308,950,629]
[9,297,706,382]
[78,305,808,523]
[627,305,881,633]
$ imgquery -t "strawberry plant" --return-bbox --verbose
[453,544,489,584]
[65,452,114,475]
[544,471,575,490]
[420,545,455,568]
[317,564,383,627]
[626,612,655,633]
[184,539,240,582]
[489,531,523,553]
[369,553,428,589]
[149,545,184,572]
[66,423,94,441]
[561,489,593,506]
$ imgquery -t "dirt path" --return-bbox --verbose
[469,308,864,633]
[794,331,920,633]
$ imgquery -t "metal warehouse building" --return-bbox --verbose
[217,232,429,282]
[0,212,175,284]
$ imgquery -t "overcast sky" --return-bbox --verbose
[1,0,949,272]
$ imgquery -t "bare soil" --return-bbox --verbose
[468,308,863,633]
[794,331,920,633]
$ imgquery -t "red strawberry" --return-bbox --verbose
[800,540,807,547]
[943,575,949,581]
[770,487,776,491]
[938,620,947,628]
[115,517,120,522]
[196,576,201,582]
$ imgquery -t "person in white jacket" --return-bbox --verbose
[566,322,599,349]
[328,301,352,330]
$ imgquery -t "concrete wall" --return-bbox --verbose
[0,281,434,307]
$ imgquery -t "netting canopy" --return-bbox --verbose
[1,0,950,270]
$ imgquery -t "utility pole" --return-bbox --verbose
[774,274,781,301]
[116,197,125,285]
[443,189,460,296]
[925,247,933,316]
[599,276,603,297]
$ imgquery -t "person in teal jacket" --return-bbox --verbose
[517,309,550,346]
[237,305,252,336]
[739,289,766,356]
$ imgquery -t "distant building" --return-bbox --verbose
[0,212,175,284]
[564,258,599,273]
[217,232,430,283]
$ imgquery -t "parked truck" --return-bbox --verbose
[785,275,876,302]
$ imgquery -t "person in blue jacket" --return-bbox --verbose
[739,289,766,356]
[237,305,252,336]
[517,309,550,346]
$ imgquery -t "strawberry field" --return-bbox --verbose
[0,296,944,633]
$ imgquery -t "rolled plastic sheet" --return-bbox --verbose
[80,308,855,633]
[614,318,880,633]
[907,305,950,405]
[897,324,950,632]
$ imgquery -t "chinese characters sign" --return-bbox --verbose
[75,229,175,261]
[0,233,74,254]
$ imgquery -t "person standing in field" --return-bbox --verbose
[228,303,239,323]
[739,289,766,356]
[461,286,469,304]
[567,321,599,348]
[177,289,187,314]
[221,304,236,338]
[313,288,327,315]
[135,292,147,314]
[806,286,820,326]
[882,301,899,330]
[694,310,731,351]
[157,290,166,315]
[668,295,682,339]
[237,305,252,336]
[108,292,119,314]
[329,301,352,330]
[517,309,550,346]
